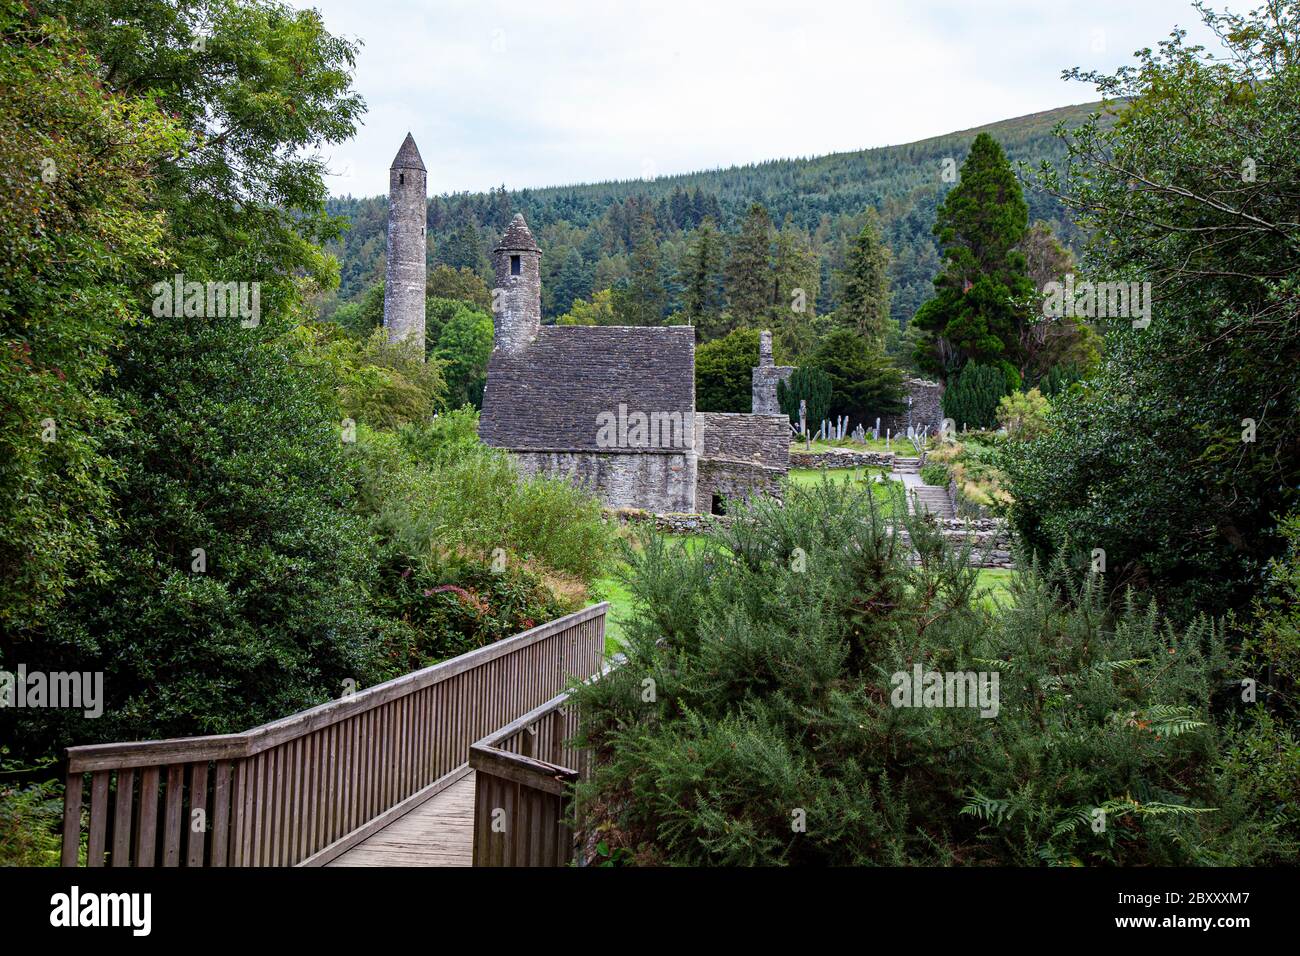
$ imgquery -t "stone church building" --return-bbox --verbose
[380,134,790,514]
[477,213,790,514]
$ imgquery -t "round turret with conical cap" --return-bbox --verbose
[384,133,427,354]
[492,213,542,355]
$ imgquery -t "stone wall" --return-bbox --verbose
[695,458,784,514]
[608,508,731,535]
[895,517,1015,568]
[790,450,894,470]
[696,412,790,469]
[880,378,944,436]
[511,449,696,513]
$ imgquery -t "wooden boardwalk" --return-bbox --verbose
[328,770,476,867]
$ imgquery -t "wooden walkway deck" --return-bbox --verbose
[328,771,476,867]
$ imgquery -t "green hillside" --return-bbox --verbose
[322,101,1106,327]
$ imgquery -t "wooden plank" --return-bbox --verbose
[60,772,83,867]
[212,761,232,867]
[300,765,473,867]
[187,762,208,867]
[86,771,110,867]
[252,752,266,866]
[162,764,183,866]
[135,767,160,867]
[111,768,135,867]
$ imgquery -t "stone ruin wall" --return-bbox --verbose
[510,450,697,514]
[752,365,795,415]
[696,412,790,469]
[879,378,944,437]
[695,412,790,513]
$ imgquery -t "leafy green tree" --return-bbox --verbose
[837,210,891,344]
[996,388,1051,439]
[1006,1,1300,619]
[8,0,386,753]
[724,204,774,326]
[556,288,617,326]
[696,327,764,413]
[434,306,494,408]
[912,133,1034,375]
[0,6,184,634]
[341,328,445,427]
[427,265,491,311]
[334,278,385,336]
[810,328,904,423]
[777,366,832,433]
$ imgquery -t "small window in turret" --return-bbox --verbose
[510,255,521,276]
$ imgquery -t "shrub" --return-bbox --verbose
[571,485,1279,865]
[919,462,949,486]
[342,328,447,427]
[777,366,832,434]
[996,388,1051,440]
[0,751,63,867]
[942,361,1009,430]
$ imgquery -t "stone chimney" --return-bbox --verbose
[383,133,427,354]
[491,213,542,355]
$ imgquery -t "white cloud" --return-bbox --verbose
[286,0,1236,196]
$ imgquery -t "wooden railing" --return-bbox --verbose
[469,663,611,867]
[60,603,607,867]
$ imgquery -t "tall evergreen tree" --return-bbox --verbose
[681,219,726,337]
[911,132,1034,377]
[619,206,665,325]
[837,210,892,345]
[724,203,774,326]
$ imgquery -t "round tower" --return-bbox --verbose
[383,132,427,354]
[491,213,541,355]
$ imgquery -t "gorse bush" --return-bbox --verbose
[571,481,1292,865]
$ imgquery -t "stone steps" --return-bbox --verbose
[910,485,955,519]
[892,457,922,474]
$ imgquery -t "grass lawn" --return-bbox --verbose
[787,466,889,488]
[974,567,1014,609]
[793,437,896,455]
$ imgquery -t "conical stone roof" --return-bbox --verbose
[391,132,425,171]
[495,213,540,252]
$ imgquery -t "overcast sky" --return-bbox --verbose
[287,0,1234,198]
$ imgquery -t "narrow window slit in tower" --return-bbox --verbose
[510,255,521,276]
[399,173,404,185]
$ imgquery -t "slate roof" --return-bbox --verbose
[495,213,540,252]
[391,133,425,171]
[479,325,696,451]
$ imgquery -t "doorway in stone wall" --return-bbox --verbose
[710,493,726,516]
